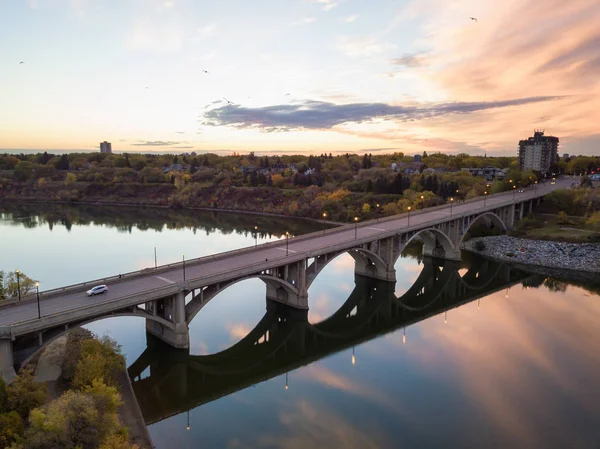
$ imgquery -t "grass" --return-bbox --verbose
[510,214,600,243]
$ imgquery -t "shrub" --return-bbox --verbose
[474,240,486,251]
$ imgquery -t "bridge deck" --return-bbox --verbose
[0,179,567,332]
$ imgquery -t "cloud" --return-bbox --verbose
[291,17,316,26]
[196,23,216,39]
[201,96,563,132]
[225,322,251,341]
[344,14,358,23]
[132,140,182,146]
[127,20,184,52]
[176,131,185,134]
[391,53,428,68]
[173,145,194,149]
[313,0,340,11]
[335,36,396,57]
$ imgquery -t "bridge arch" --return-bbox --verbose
[460,211,507,244]
[185,275,299,323]
[397,227,457,263]
[16,311,173,369]
[306,248,388,290]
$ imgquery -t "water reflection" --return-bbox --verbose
[129,257,530,424]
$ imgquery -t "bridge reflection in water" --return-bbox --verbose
[128,256,535,425]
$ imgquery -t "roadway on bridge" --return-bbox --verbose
[0,178,570,327]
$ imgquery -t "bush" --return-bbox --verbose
[474,240,486,251]
[6,367,49,420]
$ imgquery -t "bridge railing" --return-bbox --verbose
[1,183,545,309]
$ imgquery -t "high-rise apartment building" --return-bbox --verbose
[518,130,558,174]
[100,141,112,153]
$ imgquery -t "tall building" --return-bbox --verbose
[100,141,112,153]
[518,130,558,174]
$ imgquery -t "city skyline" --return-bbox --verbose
[1,0,599,156]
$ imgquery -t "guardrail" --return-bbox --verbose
[1,182,550,310]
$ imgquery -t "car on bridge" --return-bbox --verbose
[86,285,108,296]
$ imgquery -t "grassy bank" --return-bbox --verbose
[510,214,600,243]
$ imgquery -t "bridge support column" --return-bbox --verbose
[0,339,16,383]
[146,292,189,349]
[265,261,308,310]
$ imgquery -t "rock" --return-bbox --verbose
[460,235,600,274]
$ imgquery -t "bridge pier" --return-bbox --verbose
[146,291,189,349]
[0,339,16,383]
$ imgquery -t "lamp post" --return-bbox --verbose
[512,184,516,201]
[154,245,157,269]
[35,281,41,319]
[254,225,258,247]
[182,254,186,281]
[285,231,290,255]
[407,207,411,226]
[15,270,21,302]
[534,180,538,193]
[351,346,356,366]
[322,212,327,233]
[376,204,380,222]
[449,198,454,215]
[186,410,190,431]
[285,372,289,390]
[403,327,406,344]
[354,216,359,239]
[484,191,488,207]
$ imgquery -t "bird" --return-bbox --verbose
[19,61,24,64]
[285,93,290,96]
[223,97,233,104]
[202,70,209,74]
[469,17,478,21]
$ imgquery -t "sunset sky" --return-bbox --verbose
[1,0,599,155]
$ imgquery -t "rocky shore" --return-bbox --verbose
[461,235,600,274]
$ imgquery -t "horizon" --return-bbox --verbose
[1,1,599,156]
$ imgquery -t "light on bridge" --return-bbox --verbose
[352,346,356,366]
[444,311,447,324]
[285,372,289,390]
[403,327,406,344]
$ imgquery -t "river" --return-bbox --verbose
[2,203,600,449]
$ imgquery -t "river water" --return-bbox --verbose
[2,203,600,449]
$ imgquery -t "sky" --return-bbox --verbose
[1,0,599,156]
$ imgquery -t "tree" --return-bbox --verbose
[72,337,125,389]
[6,367,49,420]
[361,203,371,214]
[55,155,70,171]
[64,173,77,186]
[0,271,38,301]
[25,384,123,449]
[99,434,140,449]
[0,411,24,447]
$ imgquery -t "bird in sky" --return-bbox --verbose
[19,61,24,64]
[202,70,209,74]
[470,17,478,21]
[285,93,291,96]
[223,97,233,104]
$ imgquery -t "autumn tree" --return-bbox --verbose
[6,367,49,421]
[0,271,38,301]
[72,337,125,389]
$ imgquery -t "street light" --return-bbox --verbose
[534,180,538,193]
[512,184,516,201]
[376,204,380,222]
[182,254,186,281]
[285,231,290,255]
[354,216,359,239]
[15,270,21,302]
[154,245,157,269]
[484,191,488,206]
[285,372,289,390]
[407,207,411,226]
[186,410,190,431]
[352,346,356,366]
[449,198,454,215]
[322,212,327,233]
[35,281,41,319]
[254,225,258,247]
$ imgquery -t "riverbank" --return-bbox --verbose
[461,235,600,274]
[29,329,154,449]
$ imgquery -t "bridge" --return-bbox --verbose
[0,179,567,380]
[127,256,539,425]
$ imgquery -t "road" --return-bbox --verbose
[0,178,570,328]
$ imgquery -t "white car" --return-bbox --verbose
[86,285,108,296]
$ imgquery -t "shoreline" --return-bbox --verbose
[0,197,345,226]
[461,235,600,275]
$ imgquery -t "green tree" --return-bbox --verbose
[99,434,140,449]
[55,154,70,171]
[6,367,49,420]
